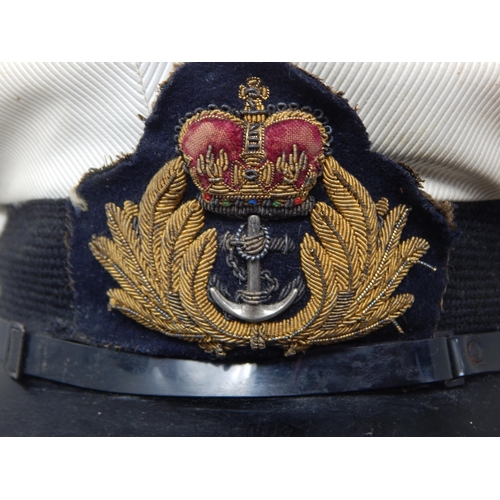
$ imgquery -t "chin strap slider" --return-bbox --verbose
[0,319,25,380]
[445,336,466,387]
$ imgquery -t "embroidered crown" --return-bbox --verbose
[178,77,330,216]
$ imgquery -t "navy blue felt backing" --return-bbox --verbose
[69,62,453,361]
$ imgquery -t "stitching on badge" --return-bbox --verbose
[89,77,433,357]
[177,77,328,216]
[90,153,432,357]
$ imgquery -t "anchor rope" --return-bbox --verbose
[218,230,288,304]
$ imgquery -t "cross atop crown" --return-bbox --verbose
[238,77,269,122]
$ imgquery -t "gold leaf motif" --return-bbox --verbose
[90,154,432,356]
[161,200,205,294]
[138,156,186,277]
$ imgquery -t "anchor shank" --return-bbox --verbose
[247,215,261,293]
[209,213,298,323]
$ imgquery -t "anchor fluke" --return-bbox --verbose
[209,287,298,322]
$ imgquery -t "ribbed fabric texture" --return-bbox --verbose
[438,200,500,333]
[0,200,73,334]
[297,62,500,201]
[0,62,173,203]
[0,63,499,204]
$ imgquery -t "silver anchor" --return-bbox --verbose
[209,215,298,322]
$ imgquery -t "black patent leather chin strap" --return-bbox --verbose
[2,317,500,397]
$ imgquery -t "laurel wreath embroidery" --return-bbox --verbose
[89,155,430,357]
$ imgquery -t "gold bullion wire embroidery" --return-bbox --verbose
[90,154,432,357]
